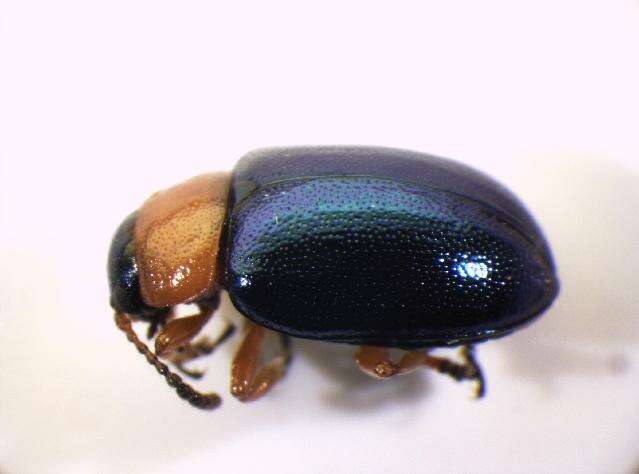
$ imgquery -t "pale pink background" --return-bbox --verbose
[2,1,639,473]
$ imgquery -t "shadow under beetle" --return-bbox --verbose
[108,147,559,410]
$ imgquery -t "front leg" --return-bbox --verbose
[154,303,216,356]
[230,322,292,402]
[166,324,236,379]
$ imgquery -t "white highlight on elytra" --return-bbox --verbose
[456,261,489,279]
[446,254,494,281]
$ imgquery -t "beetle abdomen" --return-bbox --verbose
[225,148,558,347]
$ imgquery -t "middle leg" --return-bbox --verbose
[230,322,292,402]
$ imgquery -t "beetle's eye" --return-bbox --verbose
[108,212,167,318]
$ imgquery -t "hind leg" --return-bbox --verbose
[355,344,485,398]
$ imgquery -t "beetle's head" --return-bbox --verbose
[107,211,169,319]
[107,173,231,410]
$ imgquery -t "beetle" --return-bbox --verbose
[108,146,559,410]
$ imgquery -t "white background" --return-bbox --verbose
[2,1,639,473]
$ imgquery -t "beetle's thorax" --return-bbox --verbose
[134,172,230,308]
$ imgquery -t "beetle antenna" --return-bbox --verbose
[114,311,221,410]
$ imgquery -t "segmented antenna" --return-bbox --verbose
[114,312,221,410]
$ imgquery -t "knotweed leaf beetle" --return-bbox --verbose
[108,147,558,410]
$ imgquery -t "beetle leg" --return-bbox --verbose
[355,345,485,398]
[419,345,485,398]
[154,304,215,357]
[355,346,426,378]
[230,322,291,402]
[165,324,236,379]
